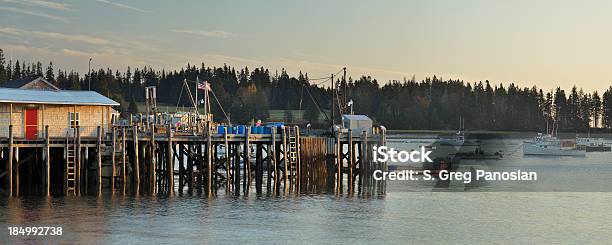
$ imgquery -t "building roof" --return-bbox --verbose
[342,114,372,121]
[0,87,119,106]
[1,76,60,90]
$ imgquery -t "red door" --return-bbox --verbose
[25,109,38,140]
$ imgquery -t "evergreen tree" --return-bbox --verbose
[592,91,602,128]
[128,96,139,114]
[45,61,55,83]
[0,49,6,83]
[13,60,21,79]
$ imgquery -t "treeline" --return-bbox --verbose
[1,48,612,132]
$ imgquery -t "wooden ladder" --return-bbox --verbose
[66,131,77,194]
[112,130,124,188]
[287,127,299,176]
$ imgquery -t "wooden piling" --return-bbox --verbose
[271,127,277,190]
[245,127,251,188]
[133,125,140,194]
[121,127,126,194]
[111,128,116,192]
[336,130,341,193]
[76,126,81,196]
[266,143,272,191]
[178,144,185,194]
[167,124,174,194]
[255,143,263,194]
[44,126,50,196]
[196,140,203,193]
[348,129,354,190]
[361,130,368,190]
[15,147,19,196]
[150,124,156,194]
[234,142,240,193]
[224,127,230,191]
[187,143,194,193]
[96,126,102,196]
[207,128,212,196]
[8,125,13,197]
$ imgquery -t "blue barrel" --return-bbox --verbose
[263,126,272,134]
[217,125,226,134]
[251,126,257,134]
[266,122,285,131]
[237,125,245,135]
[227,126,234,134]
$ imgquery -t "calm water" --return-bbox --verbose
[2,137,612,244]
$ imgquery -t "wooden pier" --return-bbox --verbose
[0,124,387,197]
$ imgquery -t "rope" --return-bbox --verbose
[303,84,330,123]
[209,88,232,126]
[175,81,185,112]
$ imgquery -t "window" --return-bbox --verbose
[69,112,80,128]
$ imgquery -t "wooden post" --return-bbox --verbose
[96,126,102,196]
[8,125,13,197]
[15,147,19,196]
[348,129,354,190]
[133,125,140,194]
[234,142,240,193]
[271,127,277,189]
[361,130,368,189]
[75,126,81,196]
[187,143,193,193]
[44,126,50,196]
[84,147,89,195]
[121,127,126,194]
[255,143,263,194]
[196,141,203,193]
[336,130,341,193]
[207,128,213,196]
[224,127,230,191]
[167,124,174,194]
[178,144,184,193]
[150,124,156,194]
[266,143,272,192]
[245,127,251,187]
[111,128,116,192]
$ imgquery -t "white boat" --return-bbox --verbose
[426,118,480,158]
[523,133,585,156]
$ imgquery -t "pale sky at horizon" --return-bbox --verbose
[1,0,611,92]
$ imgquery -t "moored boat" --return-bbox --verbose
[523,133,586,157]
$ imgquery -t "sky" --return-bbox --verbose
[0,0,611,92]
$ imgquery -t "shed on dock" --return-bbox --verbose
[0,77,119,139]
[342,114,373,134]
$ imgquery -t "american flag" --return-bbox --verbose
[197,81,211,91]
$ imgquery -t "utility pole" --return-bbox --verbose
[331,73,334,130]
[88,57,92,90]
[342,67,347,114]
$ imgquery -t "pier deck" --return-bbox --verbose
[0,124,387,197]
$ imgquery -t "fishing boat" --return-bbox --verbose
[426,117,481,157]
[523,133,585,156]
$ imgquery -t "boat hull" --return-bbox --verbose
[523,143,586,157]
